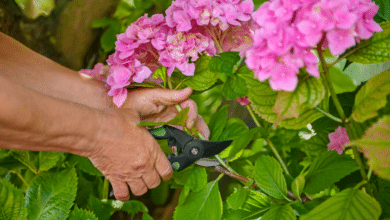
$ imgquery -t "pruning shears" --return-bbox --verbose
[149,125,232,171]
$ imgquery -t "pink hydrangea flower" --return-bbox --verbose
[159,31,215,76]
[165,0,255,56]
[236,96,251,105]
[79,63,109,82]
[246,0,382,92]
[327,126,350,155]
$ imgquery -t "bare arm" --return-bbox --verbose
[0,32,113,109]
[0,74,173,200]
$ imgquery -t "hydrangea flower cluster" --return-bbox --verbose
[246,0,382,92]
[165,0,255,55]
[165,0,254,32]
[327,126,350,155]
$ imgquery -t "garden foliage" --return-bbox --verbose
[2,0,390,219]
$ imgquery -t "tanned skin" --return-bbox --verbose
[0,32,209,201]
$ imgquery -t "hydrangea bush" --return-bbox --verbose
[2,0,390,219]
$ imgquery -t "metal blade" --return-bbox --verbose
[195,158,228,167]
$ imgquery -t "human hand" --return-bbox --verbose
[85,109,172,201]
[122,87,210,139]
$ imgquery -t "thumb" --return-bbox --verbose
[153,87,193,105]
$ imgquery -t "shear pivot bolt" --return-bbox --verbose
[191,148,199,156]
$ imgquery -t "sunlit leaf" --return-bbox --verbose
[38,152,62,172]
[68,205,97,220]
[347,115,390,180]
[14,0,55,19]
[273,77,325,126]
[0,178,27,220]
[174,180,222,220]
[301,188,381,220]
[25,168,77,220]
[351,70,390,123]
[209,52,240,77]
[223,189,271,220]
[347,22,390,64]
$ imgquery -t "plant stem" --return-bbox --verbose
[317,40,373,195]
[367,167,373,180]
[246,105,291,175]
[328,47,359,67]
[102,177,109,200]
[315,107,343,123]
[317,41,346,122]
[9,170,29,187]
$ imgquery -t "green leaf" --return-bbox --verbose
[377,179,390,218]
[303,151,359,194]
[100,200,148,218]
[292,175,305,202]
[241,72,324,129]
[68,205,98,220]
[328,66,357,94]
[346,22,390,64]
[178,186,191,206]
[91,18,117,28]
[101,22,121,53]
[0,178,27,220]
[226,187,249,210]
[150,181,170,205]
[173,180,222,220]
[25,168,78,220]
[301,131,330,162]
[0,150,11,160]
[185,166,207,192]
[138,107,190,127]
[14,0,55,19]
[227,127,260,159]
[301,187,381,220]
[351,70,390,122]
[88,196,113,220]
[12,151,37,174]
[273,77,325,126]
[253,155,287,200]
[38,152,62,172]
[68,155,103,176]
[223,75,248,100]
[143,213,154,220]
[217,118,249,160]
[223,190,271,220]
[291,199,325,217]
[172,165,194,186]
[262,205,296,220]
[152,65,167,85]
[209,52,240,77]
[347,116,390,180]
[208,105,229,141]
[219,118,248,141]
[184,55,219,91]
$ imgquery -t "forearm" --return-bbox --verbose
[0,74,101,156]
[0,32,113,109]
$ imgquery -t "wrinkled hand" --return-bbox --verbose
[122,87,210,139]
[87,109,172,201]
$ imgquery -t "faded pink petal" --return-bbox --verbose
[327,126,350,155]
[236,96,251,105]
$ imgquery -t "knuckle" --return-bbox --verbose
[133,187,148,196]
